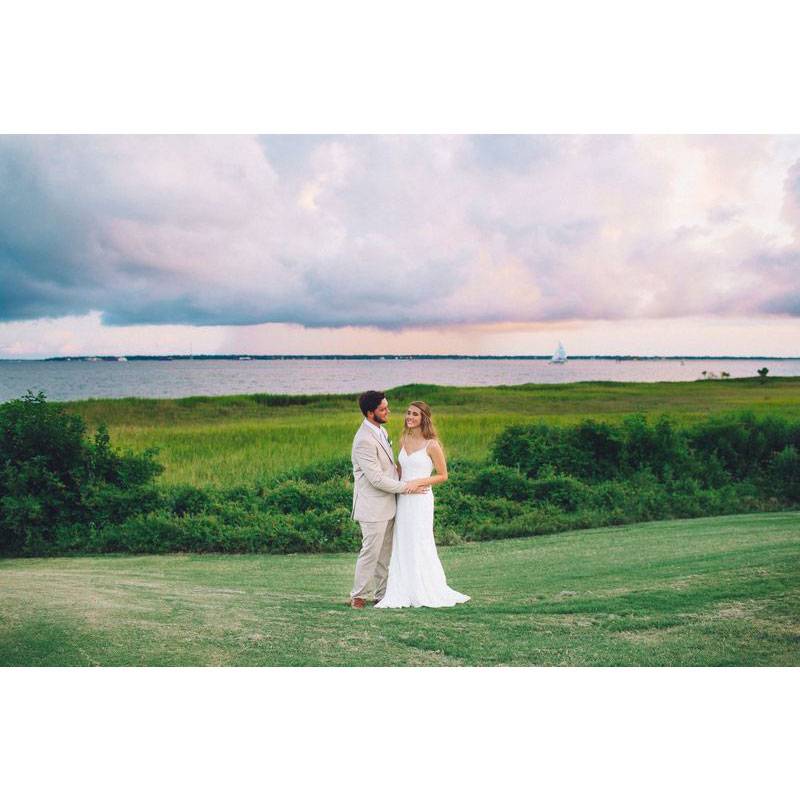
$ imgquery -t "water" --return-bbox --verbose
[1,357,797,403]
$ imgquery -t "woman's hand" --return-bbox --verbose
[405,479,430,494]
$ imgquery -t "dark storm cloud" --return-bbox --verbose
[1,135,799,330]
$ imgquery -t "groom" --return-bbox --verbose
[349,390,424,609]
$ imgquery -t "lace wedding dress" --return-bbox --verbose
[375,440,470,609]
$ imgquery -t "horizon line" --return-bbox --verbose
[3,354,800,362]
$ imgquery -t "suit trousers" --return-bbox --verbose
[350,518,395,600]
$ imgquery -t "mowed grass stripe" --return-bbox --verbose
[1,512,798,666]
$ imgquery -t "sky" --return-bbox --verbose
[1,134,799,358]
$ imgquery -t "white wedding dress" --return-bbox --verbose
[375,440,470,609]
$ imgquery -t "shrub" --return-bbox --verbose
[528,469,594,512]
[620,415,692,479]
[491,415,689,482]
[571,419,623,479]
[493,412,799,488]
[460,464,533,501]
[82,482,162,527]
[260,479,351,515]
[768,446,800,501]
[434,486,520,533]
[0,392,88,553]
[687,411,797,481]
[164,485,215,517]
[491,423,573,478]
[0,392,164,555]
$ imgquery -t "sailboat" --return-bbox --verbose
[550,341,567,364]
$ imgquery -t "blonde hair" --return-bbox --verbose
[402,401,440,444]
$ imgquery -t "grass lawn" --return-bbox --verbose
[60,376,800,487]
[2,511,798,666]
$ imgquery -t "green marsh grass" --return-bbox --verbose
[60,377,800,487]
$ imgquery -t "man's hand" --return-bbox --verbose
[405,479,430,494]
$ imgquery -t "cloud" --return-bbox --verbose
[1,135,799,331]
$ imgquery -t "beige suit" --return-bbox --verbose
[350,420,407,601]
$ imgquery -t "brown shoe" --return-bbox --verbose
[350,597,366,609]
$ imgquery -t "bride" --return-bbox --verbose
[375,401,470,609]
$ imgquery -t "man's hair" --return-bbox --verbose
[359,390,386,417]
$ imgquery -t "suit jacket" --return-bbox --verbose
[351,420,407,522]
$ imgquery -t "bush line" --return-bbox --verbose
[2,393,799,556]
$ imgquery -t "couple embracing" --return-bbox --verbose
[349,390,470,609]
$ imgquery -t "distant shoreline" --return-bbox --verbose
[4,354,799,363]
